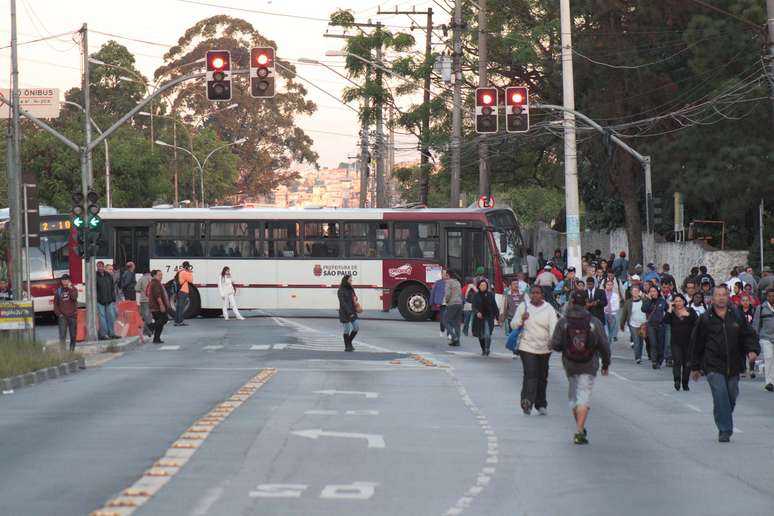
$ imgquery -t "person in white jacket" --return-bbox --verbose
[219,267,245,320]
[513,285,559,416]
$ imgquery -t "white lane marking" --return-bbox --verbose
[202,345,224,351]
[273,343,288,350]
[250,345,271,351]
[610,371,631,382]
[304,410,338,415]
[685,404,703,413]
[159,345,180,351]
[274,316,394,352]
[103,366,440,372]
[734,427,744,433]
[319,482,378,500]
[446,350,478,356]
[304,409,380,416]
[270,317,287,327]
[249,484,307,498]
[314,389,379,399]
[345,410,380,416]
[291,429,386,448]
[190,487,225,516]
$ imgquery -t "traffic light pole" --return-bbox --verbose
[477,0,490,198]
[374,23,386,209]
[8,0,24,302]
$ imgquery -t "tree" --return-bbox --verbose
[154,15,318,199]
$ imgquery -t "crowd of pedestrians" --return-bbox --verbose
[428,250,771,444]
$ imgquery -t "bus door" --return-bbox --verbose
[115,226,150,272]
[444,227,486,280]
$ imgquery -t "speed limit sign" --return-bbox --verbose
[477,195,495,209]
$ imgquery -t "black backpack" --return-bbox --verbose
[565,313,595,363]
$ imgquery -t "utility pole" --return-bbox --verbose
[374,22,386,208]
[388,105,395,205]
[559,0,582,273]
[477,0,489,197]
[450,0,463,208]
[8,0,24,301]
[80,23,98,341]
[359,115,370,208]
[767,0,774,130]
[379,7,434,205]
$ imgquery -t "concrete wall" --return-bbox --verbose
[524,224,748,285]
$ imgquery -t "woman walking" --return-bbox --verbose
[218,267,245,320]
[738,294,756,377]
[444,271,464,346]
[471,279,499,356]
[512,286,558,415]
[689,292,706,316]
[642,285,668,369]
[603,279,621,343]
[337,274,360,352]
[664,293,697,391]
[619,285,648,364]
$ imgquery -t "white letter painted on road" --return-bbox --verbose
[249,484,308,498]
[292,429,386,448]
[320,482,378,500]
[314,390,379,399]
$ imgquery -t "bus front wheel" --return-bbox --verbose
[166,284,202,320]
[397,285,430,322]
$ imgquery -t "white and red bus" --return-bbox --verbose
[94,206,525,321]
[0,207,78,313]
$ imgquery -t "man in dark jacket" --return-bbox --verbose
[690,285,760,442]
[54,274,78,352]
[119,261,137,301]
[96,261,118,340]
[584,277,607,324]
[148,269,170,344]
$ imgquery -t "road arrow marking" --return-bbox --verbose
[291,429,386,448]
[313,389,379,399]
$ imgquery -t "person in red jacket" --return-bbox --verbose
[54,274,78,352]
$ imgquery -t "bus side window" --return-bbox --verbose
[267,222,298,258]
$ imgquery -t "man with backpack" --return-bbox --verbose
[119,262,137,301]
[551,290,611,445]
[752,288,774,392]
[690,285,760,442]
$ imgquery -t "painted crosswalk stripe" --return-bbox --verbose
[202,345,224,351]
[250,345,271,351]
[273,344,288,350]
[159,345,180,351]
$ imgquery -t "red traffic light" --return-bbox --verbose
[212,57,224,69]
[505,86,528,106]
[511,92,523,103]
[256,53,269,66]
[482,93,494,105]
[476,87,498,107]
[206,50,231,71]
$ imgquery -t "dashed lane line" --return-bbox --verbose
[89,368,277,516]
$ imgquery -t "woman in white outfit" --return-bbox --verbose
[219,267,245,320]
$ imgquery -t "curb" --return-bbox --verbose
[44,336,142,355]
[1,357,86,394]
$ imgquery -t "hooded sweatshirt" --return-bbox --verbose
[512,301,558,355]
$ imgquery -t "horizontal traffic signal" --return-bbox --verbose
[475,87,498,134]
[505,86,529,133]
[250,47,276,98]
[206,50,232,101]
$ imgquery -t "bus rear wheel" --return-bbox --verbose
[397,285,430,322]
[166,284,202,320]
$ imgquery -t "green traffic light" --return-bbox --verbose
[89,216,101,228]
[73,216,85,229]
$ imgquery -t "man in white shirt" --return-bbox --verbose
[525,249,539,282]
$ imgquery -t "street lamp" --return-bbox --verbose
[156,137,247,207]
[61,101,113,208]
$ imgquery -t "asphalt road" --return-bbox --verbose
[2,310,773,516]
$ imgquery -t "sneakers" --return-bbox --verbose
[537,407,548,416]
[718,432,731,443]
[573,431,589,445]
[521,399,532,415]
[765,383,774,392]
[439,331,445,338]
[635,359,641,365]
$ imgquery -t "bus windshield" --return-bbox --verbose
[488,211,524,276]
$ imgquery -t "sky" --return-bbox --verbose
[0,0,438,168]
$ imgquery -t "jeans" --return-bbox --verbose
[648,322,666,365]
[520,351,551,409]
[139,302,153,336]
[438,305,446,332]
[605,311,619,341]
[97,302,116,338]
[630,325,645,361]
[445,304,463,342]
[342,319,360,335]
[706,372,739,435]
[152,310,168,342]
[462,310,472,336]
[175,292,189,324]
[664,324,672,361]
[761,339,774,386]
[58,315,77,351]
[672,341,691,386]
